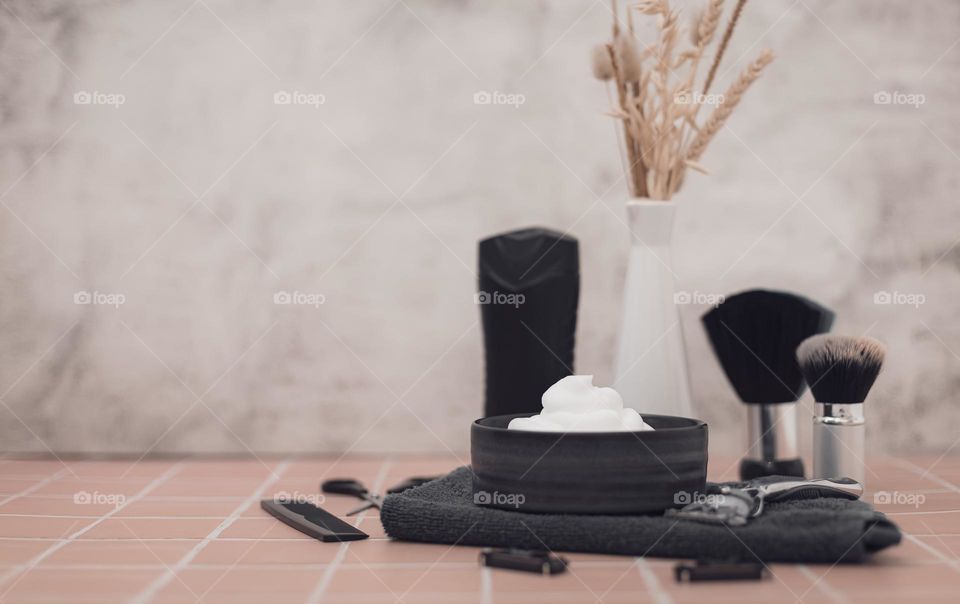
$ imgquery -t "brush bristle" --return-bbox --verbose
[796,335,885,403]
[702,289,835,403]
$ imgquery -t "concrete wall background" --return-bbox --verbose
[1,0,958,459]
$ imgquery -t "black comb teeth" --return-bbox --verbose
[702,289,835,404]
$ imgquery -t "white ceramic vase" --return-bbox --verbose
[613,199,693,418]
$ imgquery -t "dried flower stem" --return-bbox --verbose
[607,43,646,197]
[593,0,769,199]
[686,48,774,162]
[703,0,747,95]
[606,0,647,196]
[688,0,724,88]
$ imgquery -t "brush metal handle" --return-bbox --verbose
[745,403,799,462]
[813,403,865,485]
[739,458,805,481]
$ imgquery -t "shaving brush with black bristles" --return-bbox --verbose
[702,289,835,480]
[797,335,886,485]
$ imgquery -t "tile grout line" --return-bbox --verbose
[885,510,960,516]
[305,458,393,604]
[129,460,290,604]
[798,564,849,604]
[0,463,184,591]
[0,468,68,508]
[903,533,960,573]
[2,511,437,520]
[0,514,234,520]
[890,457,960,574]
[0,536,398,542]
[0,590,659,601]
[893,457,960,495]
[636,557,672,604]
[480,566,493,604]
[7,497,250,504]
[0,562,486,572]
[0,559,722,569]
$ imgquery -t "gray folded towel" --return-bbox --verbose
[380,467,900,563]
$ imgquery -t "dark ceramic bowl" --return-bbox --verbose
[471,413,708,515]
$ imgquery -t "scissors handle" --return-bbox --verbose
[321,479,370,498]
[346,501,379,516]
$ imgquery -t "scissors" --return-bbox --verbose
[321,476,439,516]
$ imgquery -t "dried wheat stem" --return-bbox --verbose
[694,0,725,51]
[687,48,774,162]
[627,92,649,197]
[607,43,645,197]
[688,0,724,88]
[595,0,765,199]
[674,1,722,162]
[703,0,747,95]
[650,9,679,198]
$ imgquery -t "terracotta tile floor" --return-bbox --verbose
[0,454,957,603]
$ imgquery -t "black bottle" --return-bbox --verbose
[478,228,580,417]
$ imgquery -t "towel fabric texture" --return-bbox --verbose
[380,467,901,563]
